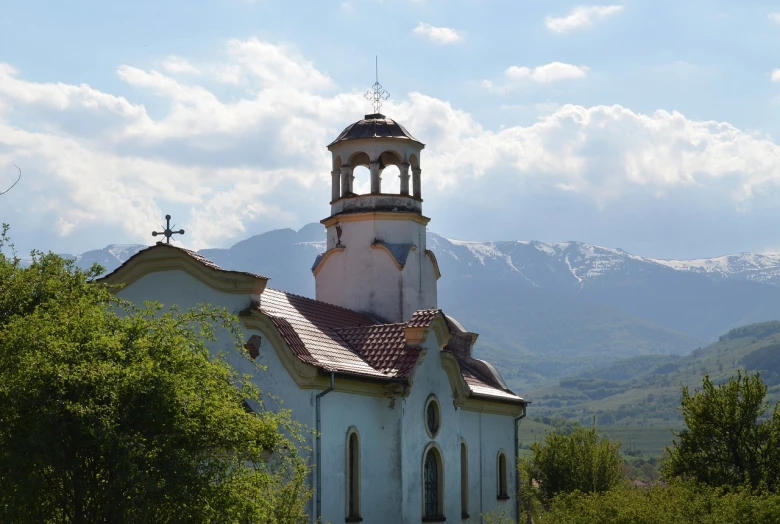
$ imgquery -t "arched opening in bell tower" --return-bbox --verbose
[347,152,371,196]
[378,150,402,194]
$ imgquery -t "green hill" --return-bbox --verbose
[527,321,780,430]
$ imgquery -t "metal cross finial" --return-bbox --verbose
[364,56,389,114]
[152,214,185,245]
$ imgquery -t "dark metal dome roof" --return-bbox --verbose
[328,113,423,147]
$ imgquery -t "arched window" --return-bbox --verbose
[497,450,509,500]
[460,441,469,518]
[423,445,444,520]
[346,429,361,520]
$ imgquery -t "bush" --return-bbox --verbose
[544,481,780,524]
[525,425,623,501]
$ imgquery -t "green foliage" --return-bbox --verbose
[526,425,623,501]
[544,481,780,524]
[0,226,311,523]
[741,344,780,384]
[663,372,780,492]
[719,321,780,342]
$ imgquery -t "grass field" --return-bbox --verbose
[600,426,678,457]
[517,418,677,457]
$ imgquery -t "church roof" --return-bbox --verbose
[328,113,424,148]
[100,243,523,405]
[97,243,269,284]
[255,289,523,404]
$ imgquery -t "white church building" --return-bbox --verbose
[101,111,527,523]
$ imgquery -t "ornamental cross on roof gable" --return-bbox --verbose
[364,56,389,114]
[152,214,185,244]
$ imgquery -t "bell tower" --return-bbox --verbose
[312,111,440,323]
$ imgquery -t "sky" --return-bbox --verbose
[2,0,780,259]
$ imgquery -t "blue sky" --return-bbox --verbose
[2,0,780,259]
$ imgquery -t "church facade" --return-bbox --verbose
[101,112,527,523]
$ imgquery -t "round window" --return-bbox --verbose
[424,395,440,438]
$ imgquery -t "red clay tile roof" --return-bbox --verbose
[257,290,523,403]
[334,324,421,377]
[258,289,388,378]
[406,309,442,328]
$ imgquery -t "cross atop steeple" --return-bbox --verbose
[364,56,389,114]
[152,214,185,245]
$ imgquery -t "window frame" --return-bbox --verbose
[424,394,441,439]
[345,427,362,522]
[497,449,510,501]
[460,439,469,519]
[422,442,445,522]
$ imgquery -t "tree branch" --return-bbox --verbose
[0,165,21,195]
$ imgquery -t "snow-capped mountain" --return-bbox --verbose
[63,224,780,390]
[431,236,780,287]
[63,244,148,270]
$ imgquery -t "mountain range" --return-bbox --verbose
[62,224,780,391]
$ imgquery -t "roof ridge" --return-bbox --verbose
[264,287,377,318]
[98,243,269,282]
[334,322,407,331]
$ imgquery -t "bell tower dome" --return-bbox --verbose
[312,112,440,323]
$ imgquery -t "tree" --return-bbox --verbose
[0,226,311,523]
[544,481,780,524]
[525,424,623,502]
[663,371,780,492]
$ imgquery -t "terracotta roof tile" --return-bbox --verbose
[334,324,421,377]
[406,309,442,328]
[259,289,386,378]
[257,292,523,402]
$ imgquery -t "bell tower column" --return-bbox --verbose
[340,165,351,196]
[370,160,381,194]
[399,163,410,195]
[331,169,340,201]
[412,167,422,198]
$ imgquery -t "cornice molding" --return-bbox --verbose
[370,243,417,270]
[461,398,526,416]
[440,352,525,416]
[311,246,345,276]
[440,352,471,409]
[98,247,267,296]
[321,212,430,227]
[428,315,451,348]
[425,250,442,280]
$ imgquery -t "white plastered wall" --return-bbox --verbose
[316,217,437,323]
[398,338,518,524]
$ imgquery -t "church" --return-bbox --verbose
[100,109,527,523]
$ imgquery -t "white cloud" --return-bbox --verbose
[483,62,588,93]
[412,22,463,44]
[161,56,201,75]
[772,69,780,82]
[769,13,780,24]
[546,5,624,33]
[4,37,780,255]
